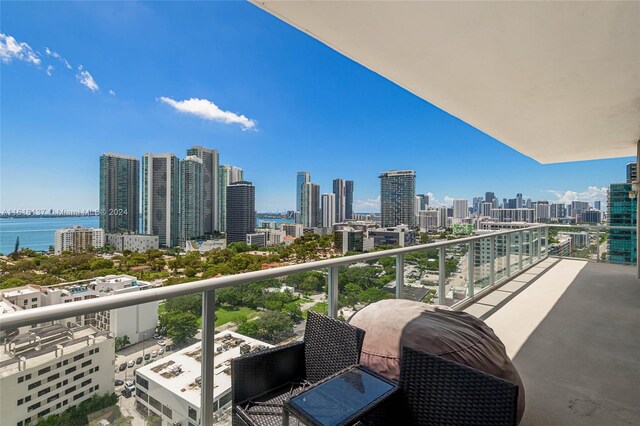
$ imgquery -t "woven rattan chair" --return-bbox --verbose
[361,346,519,426]
[231,311,365,426]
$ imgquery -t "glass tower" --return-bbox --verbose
[380,170,416,227]
[608,183,636,264]
[99,153,139,233]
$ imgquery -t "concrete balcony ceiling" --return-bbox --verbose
[251,1,640,164]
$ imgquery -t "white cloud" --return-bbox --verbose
[109,89,116,96]
[0,33,40,65]
[546,186,608,206]
[46,65,54,76]
[76,66,99,92]
[443,196,455,207]
[45,47,72,69]
[354,196,380,212]
[159,96,256,130]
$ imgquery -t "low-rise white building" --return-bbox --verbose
[54,226,105,255]
[0,325,114,426]
[106,233,159,253]
[134,331,271,426]
[1,275,158,345]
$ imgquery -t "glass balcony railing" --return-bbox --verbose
[0,224,551,426]
[547,224,636,265]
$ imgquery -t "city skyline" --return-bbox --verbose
[1,1,631,213]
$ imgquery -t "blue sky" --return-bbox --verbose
[0,2,633,213]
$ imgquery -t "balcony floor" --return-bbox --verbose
[465,258,640,425]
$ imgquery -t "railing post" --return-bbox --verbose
[201,290,215,426]
[544,226,549,258]
[529,230,534,265]
[396,254,404,299]
[467,241,474,298]
[519,231,523,270]
[438,246,446,305]
[328,266,339,318]
[596,227,600,262]
[489,236,495,286]
[537,228,542,259]
[506,234,511,277]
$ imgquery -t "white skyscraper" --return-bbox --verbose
[436,206,448,229]
[142,153,180,247]
[322,193,336,228]
[453,199,469,219]
[301,182,320,228]
[218,165,244,232]
[186,146,219,233]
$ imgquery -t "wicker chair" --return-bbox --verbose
[231,311,366,426]
[361,346,519,426]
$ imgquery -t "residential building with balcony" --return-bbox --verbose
[54,226,104,255]
[99,153,139,233]
[380,170,416,228]
[0,325,114,426]
[218,165,244,233]
[608,182,636,264]
[142,153,180,247]
[186,146,220,234]
[226,181,256,244]
[0,275,158,345]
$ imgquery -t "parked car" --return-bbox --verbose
[127,360,135,368]
[158,340,166,346]
[158,348,164,355]
[121,388,132,398]
[165,344,174,351]
[136,357,143,365]
[151,351,157,358]
[114,379,124,386]
[144,353,150,360]
[118,363,127,372]
[124,380,135,393]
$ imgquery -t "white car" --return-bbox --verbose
[151,351,157,358]
[158,340,166,346]
[127,360,135,368]
[158,348,164,355]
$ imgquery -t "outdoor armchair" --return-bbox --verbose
[231,311,365,426]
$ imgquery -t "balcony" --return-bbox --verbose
[465,258,640,425]
[2,225,639,425]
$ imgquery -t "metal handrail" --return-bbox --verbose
[0,224,547,331]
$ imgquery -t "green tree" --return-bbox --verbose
[163,311,199,346]
[237,310,294,343]
[115,335,131,351]
[164,294,202,317]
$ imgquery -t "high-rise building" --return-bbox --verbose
[516,193,524,208]
[418,209,438,231]
[416,194,429,211]
[452,199,469,219]
[301,182,320,228]
[99,153,139,233]
[296,172,311,223]
[490,208,535,223]
[608,183,636,264]
[380,170,416,227]
[218,165,244,232]
[480,202,493,217]
[436,206,448,229]
[142,153,180,247]
[345,180,354,220]
[507,198,517,209]
[534,202,551,222]
[321,193,336,228]
[186,146,219,234]
[333,179,346,223]
[580,210,602,224]
[626,162,637,183]
[485,192,495,204]
[226,181,255,243]
[179,156,204,246]
[54,226,105,254]
[550,203,567,219]
[472,196,483,214]
[594,200,602,211]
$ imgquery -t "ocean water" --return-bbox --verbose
[0,217,294,254]
[0,217,100,254]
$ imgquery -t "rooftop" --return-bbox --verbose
[0,325,111,378]
[136,331,272,406]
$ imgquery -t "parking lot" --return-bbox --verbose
[113,336,172,388]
